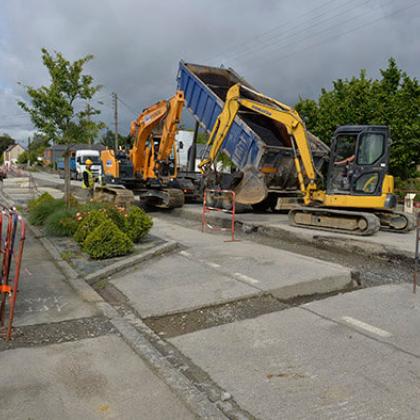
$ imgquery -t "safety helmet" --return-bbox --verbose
[85,159,93,165]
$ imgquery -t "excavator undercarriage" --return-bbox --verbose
[138,187,185,209]
[288,207,414,236]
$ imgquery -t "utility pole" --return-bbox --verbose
[112,92,119,156]
[87,101,92,145]
[27,136,31,168]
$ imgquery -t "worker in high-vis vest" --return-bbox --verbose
[82,159,95,199]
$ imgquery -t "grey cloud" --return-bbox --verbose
[0,0,418,142]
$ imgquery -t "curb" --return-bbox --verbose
[85,240,178,284]
[170,207,415,262]
[0,188,228,420]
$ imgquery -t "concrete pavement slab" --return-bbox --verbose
[304,284,420,356]
[171,307,420,420]
[152,219,352,299]
[14,232,98,327]
[111,253,258,317]
[0,335,194,420]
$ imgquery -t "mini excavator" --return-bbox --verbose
[100,91,191,209]
[199,83,414,235]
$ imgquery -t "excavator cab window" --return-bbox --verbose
[327,127,389,196]
[328,134,357,193]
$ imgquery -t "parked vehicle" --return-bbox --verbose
[57,149,103,182]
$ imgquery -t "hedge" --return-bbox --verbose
[83,219,133,259]
[44,208,78,237]
[73,210,109,244]
[125,206,153,243]
[28,199,66,226]
[27,192,54,212]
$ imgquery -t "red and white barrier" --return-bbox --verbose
[0,209,26,340]
[201,189,239,242]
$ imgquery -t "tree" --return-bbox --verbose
[0,133,16,163]
[18,133,50,165]
[18,48,104,203]
[295,58,420,179]
[100,129,129,149]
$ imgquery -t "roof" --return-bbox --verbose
[46,143,106,152]
[335,125,388,134]
[4,143,26,153]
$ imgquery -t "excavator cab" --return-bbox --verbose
[327,125,393,201]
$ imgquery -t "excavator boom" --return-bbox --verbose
[201,83,318,204]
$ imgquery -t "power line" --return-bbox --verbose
[204,0,345,64]
[0,112,29,119]
[117,96,138,116]
[249,0,420,70]
[0,123,34,129]
[222,0,378,63]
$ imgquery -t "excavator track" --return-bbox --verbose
[141,188,185,209]
[157,188,185,209]
[374,210,416,233]
[288,207,381,236]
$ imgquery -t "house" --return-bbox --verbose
[3,144,26,165]
[43,144,105,167]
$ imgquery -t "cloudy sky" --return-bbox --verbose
[0,0,419,143]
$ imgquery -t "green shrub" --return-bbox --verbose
[77,202,126,229]
[27,192,54,212]
[83,219,133,259]
[77,201,107,213]
[44,208,78,237]
[28,199,65,225]
[73,210,109,244]
[125,206,153,243]
[101,205,127,231]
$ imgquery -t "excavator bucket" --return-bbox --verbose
[93,185,136,208]
[141,188,185,209]
[233,166,268,205]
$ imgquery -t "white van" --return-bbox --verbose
[74,149,103,182]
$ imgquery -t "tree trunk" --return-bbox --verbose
[64,147,71,208]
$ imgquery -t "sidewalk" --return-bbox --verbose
[0,225,195,419]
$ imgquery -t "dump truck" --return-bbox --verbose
[177,61,330,211]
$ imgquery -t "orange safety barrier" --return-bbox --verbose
[414,213,420,294]
[0,209,26,340]
[201,189,239,242]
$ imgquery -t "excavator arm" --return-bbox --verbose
[156,91,184,162]
[130,99,169,178]
[129,91,184,181]
[200,83,318,204]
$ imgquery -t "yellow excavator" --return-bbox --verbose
[101,91,189,208]
[199,83,415,235]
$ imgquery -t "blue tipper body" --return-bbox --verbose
[176,61,263,170]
